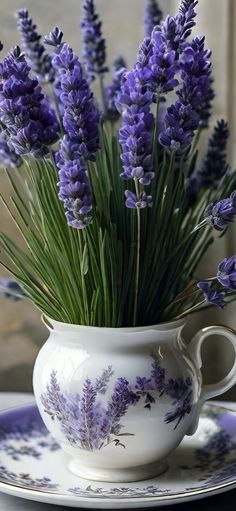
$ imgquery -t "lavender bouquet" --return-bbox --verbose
[0,0,236,327]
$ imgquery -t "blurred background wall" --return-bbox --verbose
[0,0,236,396]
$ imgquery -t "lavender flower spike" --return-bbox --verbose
[49,34,100,228]
[217,256,236,290]
[175,0,198,45]
[16,9,54,82]
[81,0,108,81]
[205,191,236,232]
[0,47,59,157]
[137,1,198,106]
[144,0,163,37]
[51,40,100,160]
[159,36,212,153]
[57,150,93,229]
[118,70,154,208]
[197,281,226,309]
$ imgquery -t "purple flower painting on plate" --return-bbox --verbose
[41,356,193,452]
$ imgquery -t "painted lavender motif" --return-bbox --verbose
[69,484,171,498]
[41,357,193,452]
[0,409,59,461]
[0,465,59,490]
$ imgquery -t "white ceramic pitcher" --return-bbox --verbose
[33,317,236,483]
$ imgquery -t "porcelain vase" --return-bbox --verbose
[33,317,236,483]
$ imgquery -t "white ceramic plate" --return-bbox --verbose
[0,402,236,508]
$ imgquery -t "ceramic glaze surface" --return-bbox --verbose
[33,319,236,482]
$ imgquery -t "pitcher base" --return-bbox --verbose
[68,458,168,483]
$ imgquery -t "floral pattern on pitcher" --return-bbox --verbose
[40,355,193,452]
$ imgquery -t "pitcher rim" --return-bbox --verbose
[42,315,186,333]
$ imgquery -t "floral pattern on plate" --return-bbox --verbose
[0,403,235,506]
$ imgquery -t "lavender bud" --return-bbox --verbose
[217,256,236,290]
[197,281,226,308]
[205,192,236,232]
[16,9,54,83]
[44,27,64,48]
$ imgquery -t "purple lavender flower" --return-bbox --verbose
[104,60,126,122]
[204,192,236,232]
[57,154,93,229]
[46,34,100,228]
[217,256,236,290]
[16,9,54,82]
[126,2,198,104]
[0,279,26,301]
[187,120,229,201]
[154,0,197,55]
[117,1,198,205]
[125,191,153,209]
[147,31,179,97]
[0,131,22,168]
[44,27,64,48]
[159,36,212,152]
[52,42,100,160]
[118,71,154,206]
[197,281,226,308]
[0,47,58,157]
[173,0,198,47]
[178,37,212,114]
[81,0,108,81]
[0,46,31,82]
[159,102,199,152]
[144,0,163,37]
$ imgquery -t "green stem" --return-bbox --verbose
[162,219,209,269]
[165,288,200,310]
[175,300,206,319]
[99,75,106,114]
[188,127,203,159]
[152,96,160,166]
[78,232,89,324]
[133,180,141,327]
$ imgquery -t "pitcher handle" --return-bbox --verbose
[186,325,236,435]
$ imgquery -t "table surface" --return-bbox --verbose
[0,394,235,511]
